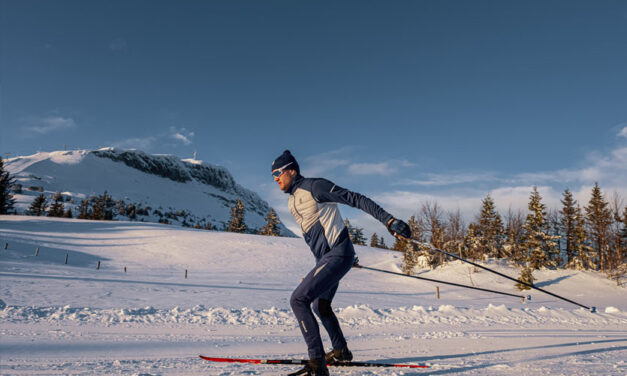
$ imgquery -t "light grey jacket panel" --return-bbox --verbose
[288,187,345,248]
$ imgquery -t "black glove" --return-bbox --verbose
[387,217,411,239]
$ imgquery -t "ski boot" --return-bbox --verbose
[325,347,353,364]
[288,358,329,376]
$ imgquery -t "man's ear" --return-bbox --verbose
[288,170,297,178]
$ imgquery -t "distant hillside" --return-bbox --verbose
[4,148,294,236]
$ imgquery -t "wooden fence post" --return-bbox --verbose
[35,247,40,256]
[185,269,188,279]
[97,261,101,270]
[436,286,440,299]
[65,252,69,265]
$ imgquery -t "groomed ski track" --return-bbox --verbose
[1,216,626,375]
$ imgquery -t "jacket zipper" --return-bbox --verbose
[290,194,305,232]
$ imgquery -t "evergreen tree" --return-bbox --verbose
[351,226,366,245]
[344,218,352,240]
[566,205,596,270]
[226,198,246,233]
[463,223,481,261]
[28,194,48,216]
[77,199,90,219]
[0,157,17,214]
[90,191,114,220]
[378,236,387,249]
[345,218,355,243]
[116,200,126,216]
[125,203,136,219]
[547,209,562,265]
[515,265,535,291]
[63,207,73,218]
[607,193,626,283]
[560,189,578,265]
[103,191,115,220]
[47,191,65,217]
[522,187,559,270]
[344,218,366,245]
[474,194,504,259]
[504,208,525,263]
[90,195,104,220]
[259,209,281,236]
[370,233,379,248]
[585,183,612,272]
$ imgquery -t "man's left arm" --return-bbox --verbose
[311,179,393,225]
[312,178,412,239]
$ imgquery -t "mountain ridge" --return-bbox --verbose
[5,148,294,236]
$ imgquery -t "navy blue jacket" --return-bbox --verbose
[286,175,393,259]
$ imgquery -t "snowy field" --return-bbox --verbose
[1,216,626,375]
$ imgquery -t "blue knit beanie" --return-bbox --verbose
[272,150,300,174]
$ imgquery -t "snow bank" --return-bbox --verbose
[2,303,624,328]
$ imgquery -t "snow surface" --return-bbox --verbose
[1,216,626,375]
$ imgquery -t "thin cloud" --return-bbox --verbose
[348,162,395,176]
[302,147,354,176]
[618,126,627,138]
[110,136,157,151]
[398,172,498,186]
[512,146,627,189]
[348,159,414,176]
[169,127,195,146]
[24,116,76,134]
[303,147,414,177]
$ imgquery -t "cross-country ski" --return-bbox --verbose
[199,355,429,368]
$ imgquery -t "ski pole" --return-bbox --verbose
[353,261,525,300]
[397,236,595,312]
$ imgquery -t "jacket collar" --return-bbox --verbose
[286,174,303,195]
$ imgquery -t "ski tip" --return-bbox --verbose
[400,364,430,368]
[199,356,261,364]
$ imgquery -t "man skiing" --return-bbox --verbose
[272,150,411,376]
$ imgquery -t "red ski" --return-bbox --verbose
[199,355,429,368]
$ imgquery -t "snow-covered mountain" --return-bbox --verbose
[4,148,294,236]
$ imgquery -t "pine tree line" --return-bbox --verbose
[385,184,626,287]
[0,157,17,214]
[225,198,283,236]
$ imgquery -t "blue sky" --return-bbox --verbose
[1,0,626,239]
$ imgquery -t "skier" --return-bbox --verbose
[271,150,411,376]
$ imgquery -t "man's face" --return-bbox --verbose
[274,169,296,192]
